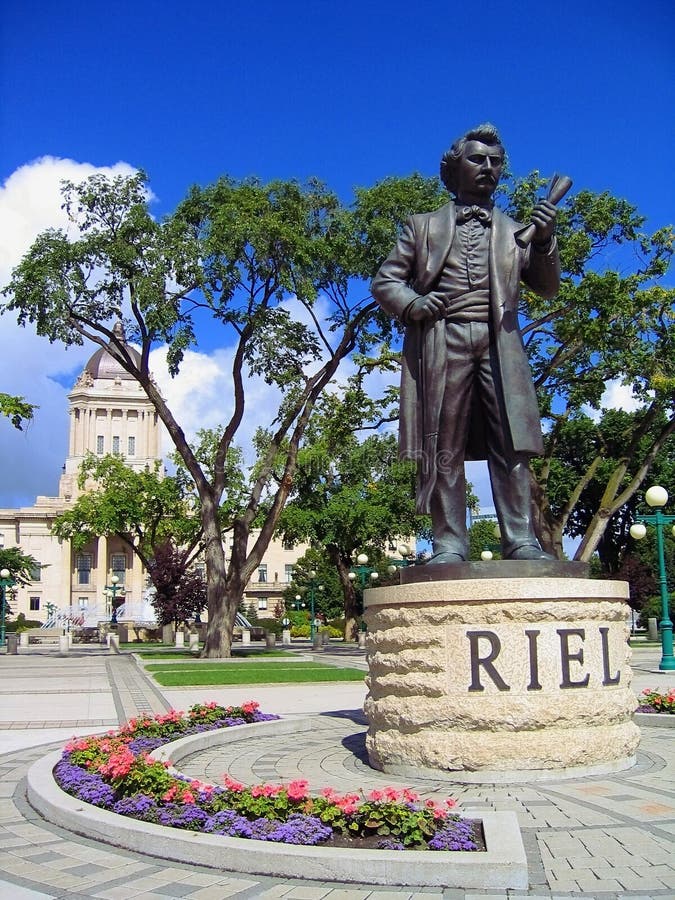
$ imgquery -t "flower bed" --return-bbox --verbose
[636,688,675,714]
[54,701,481,852]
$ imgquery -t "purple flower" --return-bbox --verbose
[128,736,166,754]
[156,803,210,830]
[54,759,116,809]
[264,814,333,845]
[112,794,159,820]
[428,819,479,851]
[377,838,405,850]
[203,809,258,838]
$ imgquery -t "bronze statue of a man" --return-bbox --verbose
[371,124,558,562]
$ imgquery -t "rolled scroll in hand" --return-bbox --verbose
[514,173,573,248]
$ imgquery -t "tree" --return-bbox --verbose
[502,176,675,560]
[533,410,675,568]
[282,548,344,622]
[2,172,430,656]
[51,453,204,576]
[0,546,41,617]
[0,392,37,430]
[278,426,425,639]
[146,541,206,629]
[467,519,501,561]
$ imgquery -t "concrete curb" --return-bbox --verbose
[634,711,675,728]
[26,718,528,889]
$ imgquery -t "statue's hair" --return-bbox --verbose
[440,123,504,194]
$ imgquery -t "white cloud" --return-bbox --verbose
[584,379,646,423]
[0,157,139,507]
[149,345,287,465]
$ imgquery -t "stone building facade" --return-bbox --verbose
[0,336,306,625]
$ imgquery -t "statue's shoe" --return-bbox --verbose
[428,551,466,564]
[507,545,555,561]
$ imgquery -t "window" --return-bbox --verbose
[257,598,268,611]
[96,435,104,455]
[284,564,295,583]
[127,436,136,457]
[76,553,92,585]
[112,435,120,454]
[257,564,267,583]
[29,597,40,611]
[111,553,126,585]
[29,562,41,581]
[78,597,89,609]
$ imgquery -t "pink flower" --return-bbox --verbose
[181,790,196,804]
[445,797,457,809]
[98,747,135,779]
[163,785,178,802]
[287,779,309,801]
[367,789,385,802]
[241,700,259,714]
[223,775,244,792]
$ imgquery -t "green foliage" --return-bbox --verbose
[5,613,42,633]
[467,519,501,561]
[51,454,201,556]
[0,392,37,430]
[0,546,42,587]
[637,592,674,627]
[504,171,675,560]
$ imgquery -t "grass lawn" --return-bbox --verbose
[130,648,294,660]
[144,661,366,686]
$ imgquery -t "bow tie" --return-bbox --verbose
[456,205,492,225]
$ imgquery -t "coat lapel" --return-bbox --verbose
[422,202,454,288]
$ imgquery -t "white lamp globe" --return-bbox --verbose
[356,553,369,565]
[630,523,647,540]
[645,486,668,508]
[481,550,493,561]
[0,568,9,579]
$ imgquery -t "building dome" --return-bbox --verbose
[83,322,141,382]
[84,345,141,381]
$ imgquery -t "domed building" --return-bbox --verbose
[0,328,161,624]
[0,328,309,629]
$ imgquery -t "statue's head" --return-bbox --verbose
[440,124,505,197]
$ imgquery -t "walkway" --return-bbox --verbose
[0,643,672,899]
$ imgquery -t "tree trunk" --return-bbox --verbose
[327,545,359,642]
[200,497,236,657]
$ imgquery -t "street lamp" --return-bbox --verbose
[105,574,121,625]
[386,544,414,575]
[481,522,501,561]
[349,553,380,588]
[306,570,324,640]
[630,485,675,671]
[0,568,16,649]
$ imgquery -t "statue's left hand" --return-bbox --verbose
[530,199,557,246]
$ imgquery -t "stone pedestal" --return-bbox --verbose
[363,570,639,782]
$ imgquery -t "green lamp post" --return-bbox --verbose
[630,485,675,672]
[349,553,380,589]
[0,568,15,648]
[385,544,414,575]
[105,574,121,625]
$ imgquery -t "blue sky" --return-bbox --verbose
[0,0,673,509]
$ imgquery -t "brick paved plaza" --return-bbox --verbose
[0,643,672,899]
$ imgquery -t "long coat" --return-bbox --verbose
[371,200,560,513]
